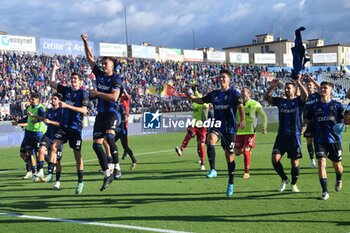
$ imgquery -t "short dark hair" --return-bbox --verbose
[285,82,296,87]
[219,69,231,78]
[30,93,41,99]
[102,56,116,67]
[53,93,63,101]
[71,72,83,80]
[320,81,334,88]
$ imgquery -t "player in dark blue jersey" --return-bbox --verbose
[33,93,63,189]
[305,81,344,200]
[301,76,320,168]
[186,69,245,197]
[82,34,123,191]
[264,76,307,193]
[42,60,88,195]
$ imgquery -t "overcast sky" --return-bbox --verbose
[1,0,349,50]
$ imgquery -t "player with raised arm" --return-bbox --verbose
[82,34,123,191]
[41,60,88,195]
[186,69,245,197]
[304,81,344,200]
[264,76,307,193]
[235,87,268,178]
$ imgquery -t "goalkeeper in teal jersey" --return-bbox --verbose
[235,87,267,178]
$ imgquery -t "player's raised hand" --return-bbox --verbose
[53,60,60,71]
[81,34,88,42]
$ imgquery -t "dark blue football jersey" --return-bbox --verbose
[202,87,243,134]
[93,65,123,114]
[272,96,304,136]
[45,108,63,140]
[306,100,344,143]
[58,84,89,130]
[303,92,320,117]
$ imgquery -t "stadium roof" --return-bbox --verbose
[222,39,294,50]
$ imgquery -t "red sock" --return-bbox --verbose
[181,132,192,151]
[243,150,251,173]
[198,143,205,165]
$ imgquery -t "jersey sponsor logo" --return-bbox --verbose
[215,105,229,110]
[317,116,336,122]
[97,83,110,91]
[280,108,296,113]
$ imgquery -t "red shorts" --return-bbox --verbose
[235,134,256,150]
[188,127,207,143]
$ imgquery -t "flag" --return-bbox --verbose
[146,86,157,95]
[161,84,186,97]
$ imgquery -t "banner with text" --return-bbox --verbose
[254,53,276,64]
[312,53,337,63]
[100,43,127,57]
[229,52,249,64]
[40,38,94,56]
[183,50,204,62]
[159,48,183,61]
[131,45,157,59]
[0,35,36,52]
[283,54,293,66]
[207,51,226,62]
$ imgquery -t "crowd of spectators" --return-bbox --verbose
[0,52,348,121]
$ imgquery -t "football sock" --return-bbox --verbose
[307,144,314,160]
[107,156,113,164]
[47,162,55,175]
[115,163,121,170]
[93,143,108,171]
[106,133,119,164]
[227,160,236,184]
[291,166,300,185]
[243,150,251,173]
[272,161,288,181]
[56,172,61,182]
[37,160,44,171]
[198,143,205,165]
[181,132,193,151]
[320,178,328,193]
[77,170,83,183]
[336,172,342,181]
[25,156,31,172]
[207,144,216,170]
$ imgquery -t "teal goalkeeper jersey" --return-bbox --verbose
[236,99,267,135]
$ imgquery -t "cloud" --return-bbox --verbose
[219,3,251,23]
[272,2,287,10]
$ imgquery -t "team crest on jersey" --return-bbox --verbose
[330,105,334,111]
[214,96,219,101]
[316,108,323,114]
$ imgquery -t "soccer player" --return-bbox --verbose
[235,87,267,178]
[116,101,137,170]
[186,69,245,197]
[302,76,321,168]
[42,60,88,195]
[23,93,47,179]
[304,81,344,200]
[264,76,307,193]
[32,93,63,190]
[176,85,208,171]
[82,34,123,191]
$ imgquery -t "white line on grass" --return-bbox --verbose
[0,212,192,233]
[0,149,175,174]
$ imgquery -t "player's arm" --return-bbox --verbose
[91,89,120,102]
[296,75,308,101]
[257,105,268,133]
[81,34,96,69]
[43,118,60,127]
[264,79,279,104]
[185,90,205,104]
[59,92,89,116]
[306,75,321,93]
[238,103,246,129]
[49,60,60,89]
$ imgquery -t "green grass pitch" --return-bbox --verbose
[0,126,349,233]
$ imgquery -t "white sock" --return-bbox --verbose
[115,163,121,170]
[104,169,111,178]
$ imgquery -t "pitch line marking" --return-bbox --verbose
[0,149,175,174]
[0,212,192,233]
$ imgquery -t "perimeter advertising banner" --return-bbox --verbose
[131,45,157,59]
[254,53,276,64]
[207,51,226,62]
[183,50,203,62]
[99,43,127,57]
[40,38,95,56]
[229,52,249,64]
[312,53,337,63]
[0,35,36,52]
[159,48,183,61]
